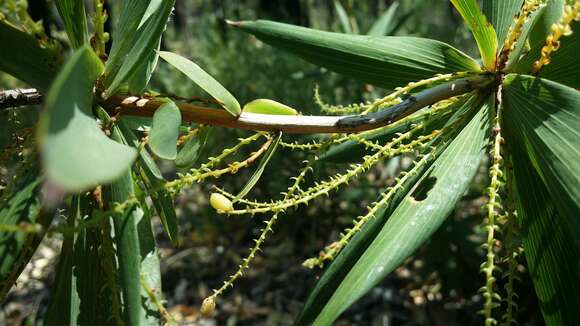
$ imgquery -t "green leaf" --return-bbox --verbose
[505,5,544,71]
[367,1,399,36]
[149,101,182,160]
[527,0,565,49]
[482,0,524,46]
[54,0,88,48]
[176,126,213,168]
[40,46,137,192]
[103,0,175,98]
[297,94,490,325]
[0,166,43,299]
[511,147,580,326]
[104,123,160,326]
[105,0,153,83]
[234,133,281,202]
[158,51,242,116]
[451,0,498,71]
[503,74,580,245]
[232,20,480,90]
[0,22,60,91]
[539,20,580,88]
[118,121,179,245]
[333,0,352,34]
[44,197,83,326]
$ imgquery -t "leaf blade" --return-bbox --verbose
[233,20,480,90]
[451,0,498,70]
[482,0,524,46]
[54,0,88,48]
[0,22,60,91]
[149,101,182,160]
[158,51,242,116]
[40,46,137,192]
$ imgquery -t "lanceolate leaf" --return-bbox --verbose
[103,0,175,98]
[333,0,352,34]
[367,1,399,36]
[158,51,242,116]
[234,133,281,202]
[503,74,580,245]
[511,148,580,326]
[105,0,153,82]
[233,20,480,90]
[54,0,88,48]
[0,22,60,91]
[40,46,137,192]
[297,94,490,325]
[482,0,524,46]
[451,0,498,71]
[104,123,161,325]
[149,101,182,160]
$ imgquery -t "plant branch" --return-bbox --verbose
[0,74,492,133]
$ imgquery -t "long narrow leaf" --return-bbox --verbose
[333,0,352,34]
[118,121,179,245]
[503,74,580,245]
[482,0,524,46]
[234,133,281,202]
[0,22,60,91]
[451,0,498,71]
[40,46,137,192]
[367,2,399,36]
[54,0,88,48]
[103,0,175,98]
[105,0,152,80]
[296,94,490,325]
[232,20,480,90]
[510,146,580,326]
[158,51,241,116]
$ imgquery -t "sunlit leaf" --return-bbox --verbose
[40,46,137,192]
[103,0,175,98]
[482,0,524,46]
[149,101,182,160]
[451,0,498,71]
[297,94,490,325]
[233,20,480,90]
[158,51,242,116]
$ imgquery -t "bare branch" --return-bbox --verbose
[1,75,492,134]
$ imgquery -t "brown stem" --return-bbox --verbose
[0,75,492,134]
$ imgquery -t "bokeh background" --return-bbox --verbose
[0,1,544,325]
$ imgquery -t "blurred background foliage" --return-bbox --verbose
[0,0,543,325]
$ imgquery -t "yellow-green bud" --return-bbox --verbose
[210,193,233,212]
[243,99,298,115]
